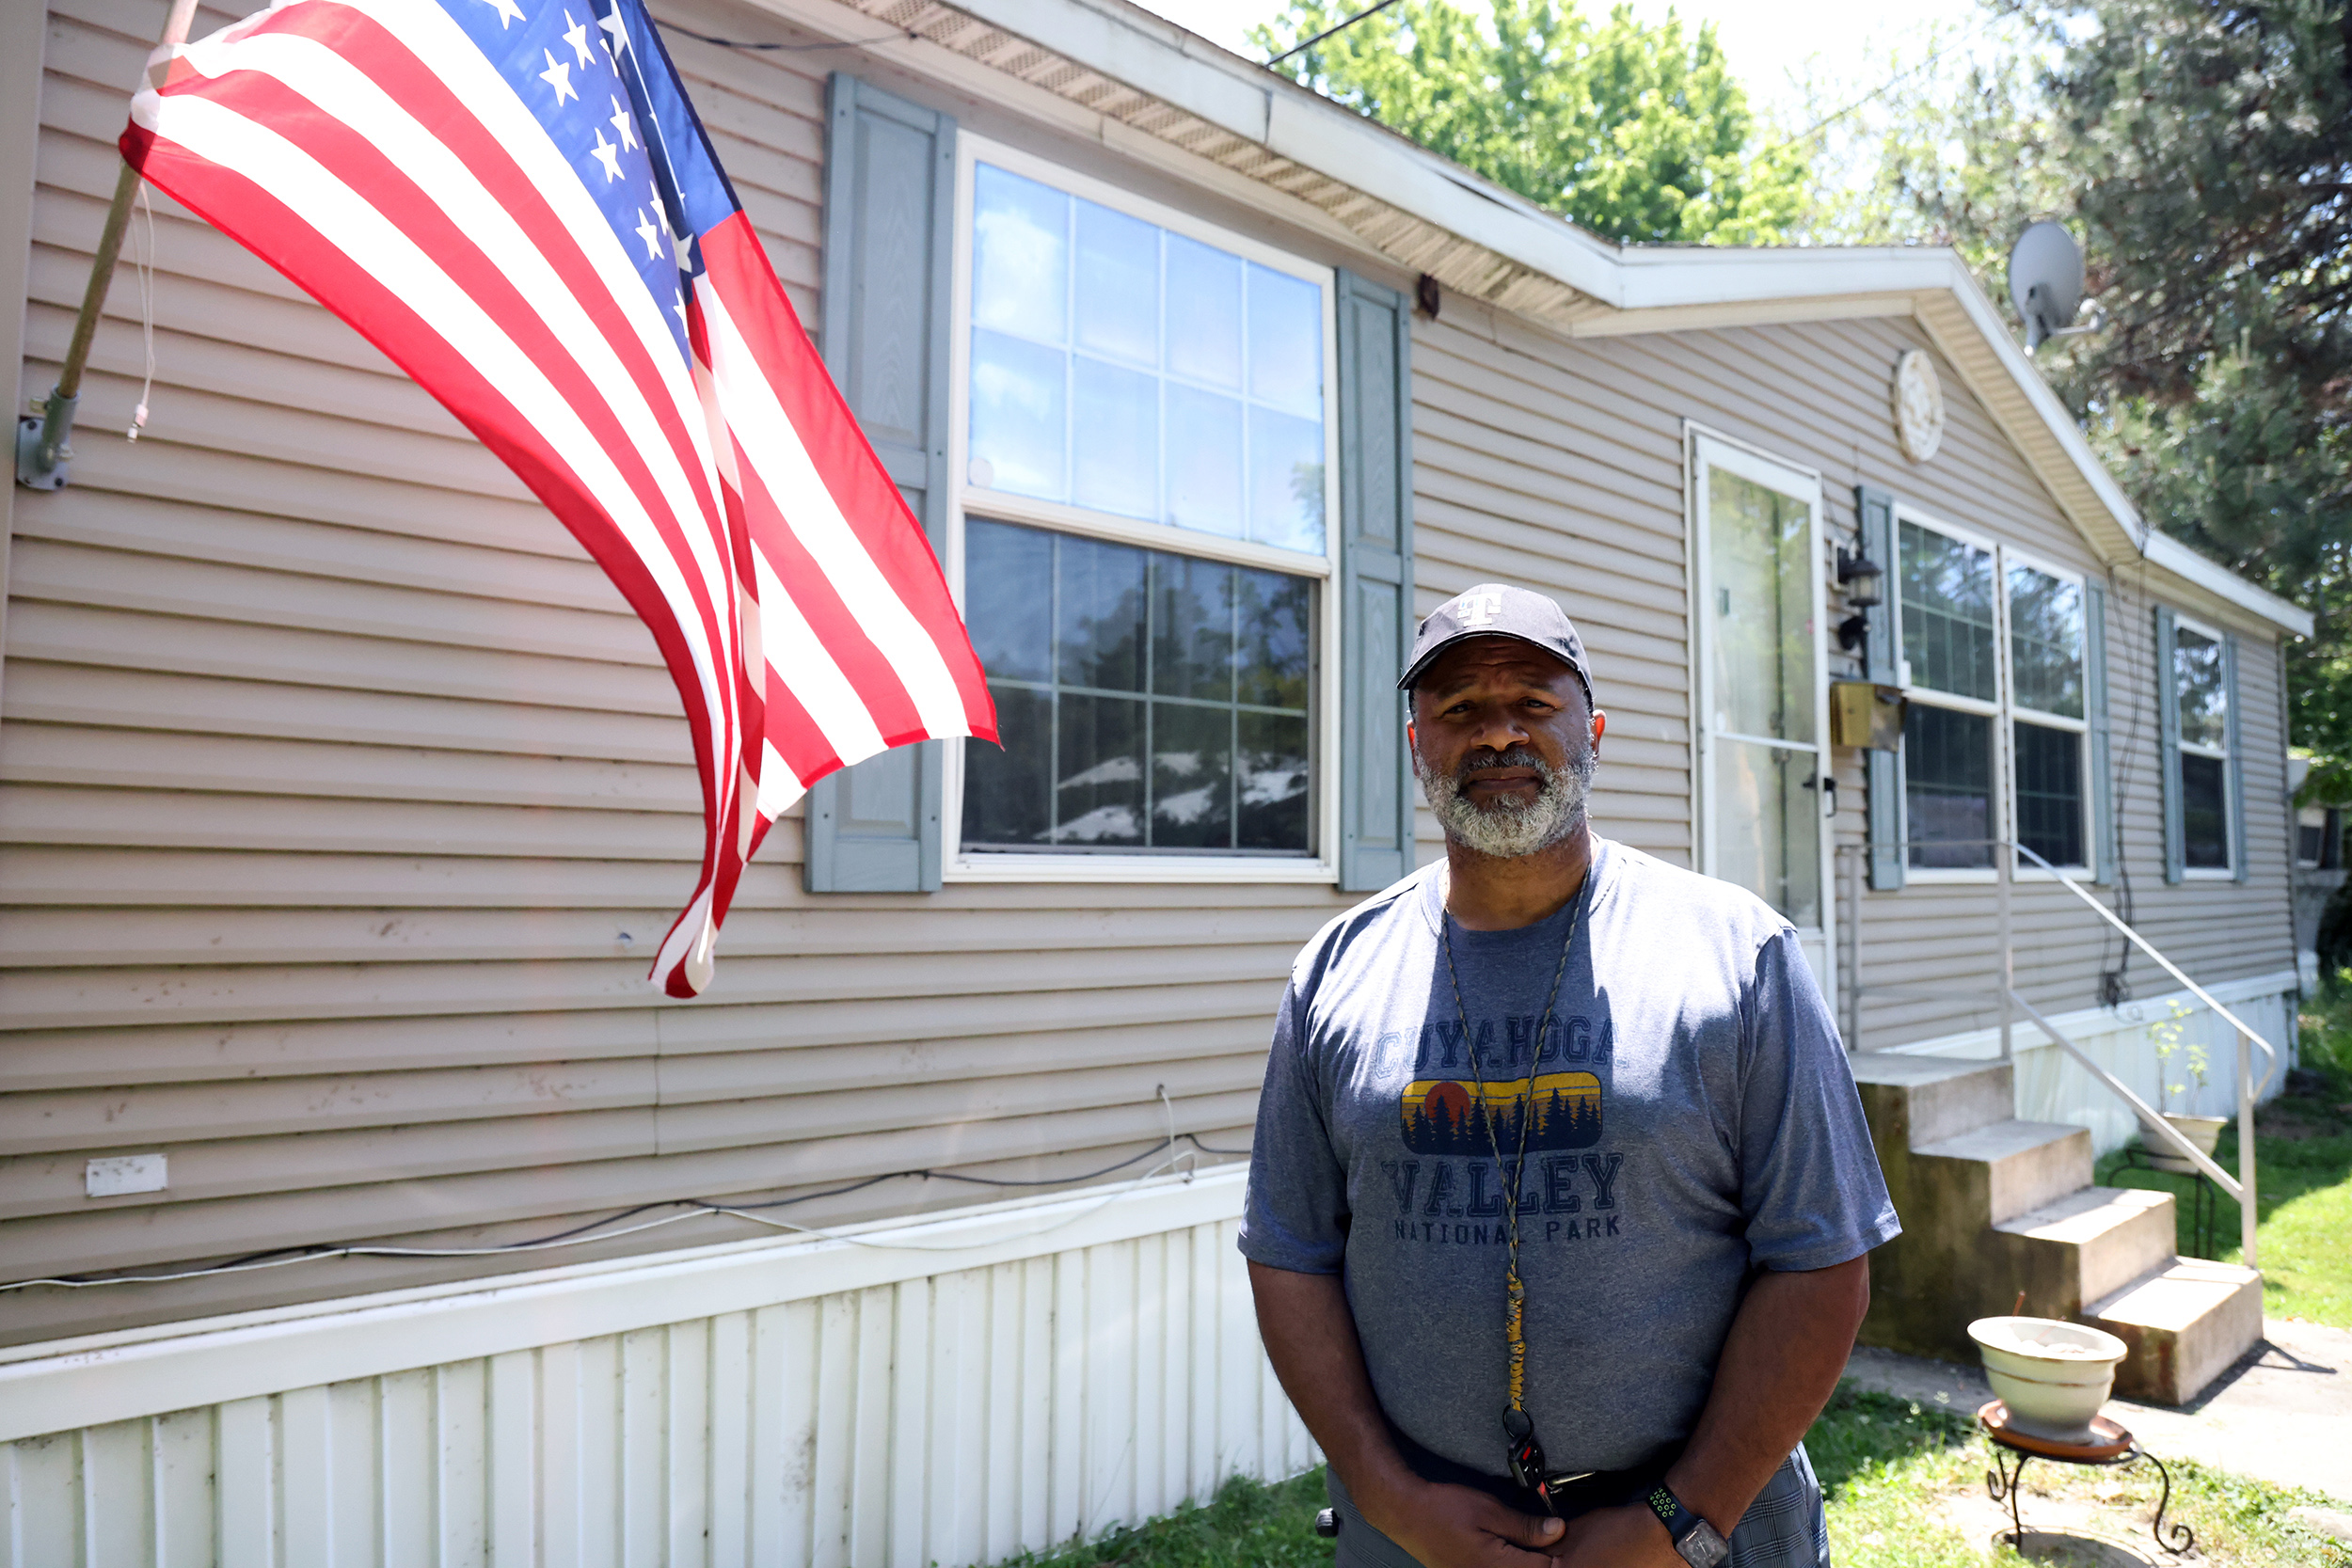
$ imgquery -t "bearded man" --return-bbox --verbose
[1240,584,1899,1568]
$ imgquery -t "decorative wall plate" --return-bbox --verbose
[1892,348,1945,463]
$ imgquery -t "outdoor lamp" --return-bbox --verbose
[1836,546,1883,652]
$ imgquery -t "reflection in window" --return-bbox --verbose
[2175,627,2228,750]
[2014,720,2085,867]
[2182,753,2229,868]
[1904,704,1994,869]
[1708,469,1815,746]
[1899,521,1996,700]
[967,164,1327,554]
[2008,565,2084,719]
[961,518,1312,853]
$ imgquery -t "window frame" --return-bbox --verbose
[2002,544,2094,878]
[941,133,1344,883]
[2169,610,2235,880]
[1891,510,2095,882]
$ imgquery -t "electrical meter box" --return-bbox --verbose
[1830,681,1905,751]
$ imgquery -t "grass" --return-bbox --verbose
[996,1389,2352,1566]
[2092,985,2352,1328]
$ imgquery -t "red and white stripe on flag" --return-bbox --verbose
[119,0,994,996]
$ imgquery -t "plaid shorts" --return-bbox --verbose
[1326,1444,1829,1568]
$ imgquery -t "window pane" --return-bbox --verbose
[1248,405,1326,554]
[1071,356,1158,520]
[1247,263,1323,418]
[2176,627,2228,751]
[964,686,1052,847]
[961,519,1313,856]
[1900,521,1996,701]
[2009,565,2084,719]
[1057,535,1146,692]
[1073,199,1157,368]
[1152,703,1232,847]
[2182,752,2229,868]
[1166,236,1241,389]
[1056,694,1144,845]
[969,166,1325,558]
[1152,555,1234,702]
[1238,710,1311,850]
[1712,737,1821,928]
[2014,720,2085,867]
[1904,704,1994,868]
[972,166,1067,343]
[964,519,1052,682]
[1166,384,1243,536]
[1707,468,1815,745]
[969,329,1065,499]
[1235,567,1311,709]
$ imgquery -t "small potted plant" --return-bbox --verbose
[2143,1001,2225,1173]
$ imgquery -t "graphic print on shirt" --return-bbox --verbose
[1399,1072,1601,1153]
[1378,1011,1626,1245]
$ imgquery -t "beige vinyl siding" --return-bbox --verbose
[1408,296,2294,1048]
[0,0,1340,1347]
[1,0,2296,1352]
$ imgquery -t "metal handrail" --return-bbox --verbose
[2007,841,2280,1098]
[1837,835,2269,1266]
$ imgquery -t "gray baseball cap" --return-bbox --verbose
[1398,582,1594,701]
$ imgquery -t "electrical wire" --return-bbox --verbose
[0,1103,1251,1293]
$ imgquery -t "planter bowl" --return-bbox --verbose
[1967,1316,2128,1444]
[2143,1113,2227,1175]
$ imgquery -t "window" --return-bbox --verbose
[2173,622,2231,871]
[2008,562,2088,868]
[961,519,1312,852]
[1898,520,1998,869]
[1894,516,2092,874]
[951,141,1338,875]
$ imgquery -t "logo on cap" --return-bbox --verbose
[1460,592,1503,627]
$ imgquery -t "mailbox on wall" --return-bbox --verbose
[1830,681,1905,752]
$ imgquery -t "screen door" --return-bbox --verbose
[1691,436,1835,996]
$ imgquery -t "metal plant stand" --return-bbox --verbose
[2116,1143,2223,1260]
[1979,1401,2193,1558]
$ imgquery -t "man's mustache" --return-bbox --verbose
[1455,747,1550,782]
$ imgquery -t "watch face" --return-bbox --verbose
[1676,1518,1731,1568]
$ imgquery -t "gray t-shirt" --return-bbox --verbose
[1239,838,1899,1477]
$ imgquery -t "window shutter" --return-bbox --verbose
[1855,484,1903,890]
[1335,271,1415,892]
[2086,579,2115,885]
[2225,631,2249,883]
[804,74,954,894]
[2155,605,2185,884]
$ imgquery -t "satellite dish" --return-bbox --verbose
[2008,220,2084,351]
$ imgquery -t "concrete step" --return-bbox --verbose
[1994,1186,2179,1317]
[1850,1053,2016,1146]
[1915,1119,2094,1226]
[2088,1259,2265,1405]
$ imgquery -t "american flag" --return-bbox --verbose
[122,0,996,997]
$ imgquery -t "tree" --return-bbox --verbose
[1839,0,2352,770]
[1251,1,1810,244]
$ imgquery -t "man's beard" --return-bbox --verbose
[1414,741,1595,860]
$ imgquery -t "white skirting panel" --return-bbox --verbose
[0,1169,1318,1568]
[1879,971,2297,1154]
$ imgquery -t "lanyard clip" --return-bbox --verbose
[1502,1408,1554,1514]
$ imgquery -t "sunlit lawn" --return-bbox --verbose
[2095,1001,2352,1328]
[993,1387,2348,1566]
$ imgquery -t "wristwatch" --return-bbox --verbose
[1643,1482,1730,1568]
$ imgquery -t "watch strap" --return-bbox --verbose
[1643,1482,1698,1544]
[1643,1483,1729,1567]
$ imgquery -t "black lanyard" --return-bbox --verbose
[1437,870,1586,1512]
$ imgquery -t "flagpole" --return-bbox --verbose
[15,0,202,490]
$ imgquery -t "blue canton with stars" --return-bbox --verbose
[435,0,747,361]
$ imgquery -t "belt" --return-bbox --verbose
[1389,1423,1686,1521]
